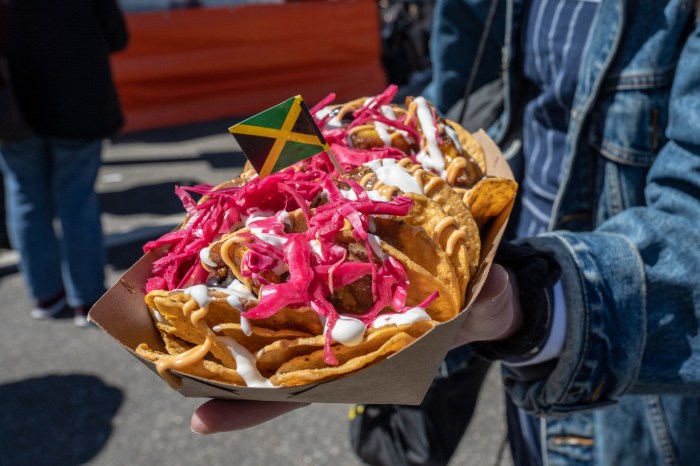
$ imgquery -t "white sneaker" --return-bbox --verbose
[30,295,67,320]
[73,307,91,327]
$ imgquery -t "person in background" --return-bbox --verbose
[0,0,128,326]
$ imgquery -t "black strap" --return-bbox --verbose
[458,0,501,123]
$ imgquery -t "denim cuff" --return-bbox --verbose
[501,232,645,416]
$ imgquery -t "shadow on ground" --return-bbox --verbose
[0,374,123,466]
[102,150,247,170]
[99,180,199,217]
[111,116,246,144]
[105,224,175,271]
[100,149,248,218]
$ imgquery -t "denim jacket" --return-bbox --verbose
[427,0,700,464]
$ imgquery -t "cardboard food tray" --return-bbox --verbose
[90,130,514,405]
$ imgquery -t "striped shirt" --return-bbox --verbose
[517,0,600,238]
[514,2,600,464]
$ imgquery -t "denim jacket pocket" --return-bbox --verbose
[586,68,673,223]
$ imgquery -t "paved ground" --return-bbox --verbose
[0,120,512,466]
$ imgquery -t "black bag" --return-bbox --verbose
[349,348,492,466]
[446,78,504,134]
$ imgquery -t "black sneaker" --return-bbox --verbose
[31,291,67,320]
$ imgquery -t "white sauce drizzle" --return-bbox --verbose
[199,247,218,268]
[444,124,461,152]
[364,158,423,194]
[367,233,386,259]
[315,106,331,120]
[185,284,210,308]
[193,280,258,337]
[366,190,389,202]
[380,105,397,119]
[244,210,275,226]
[276,210,291,227]
[378,106,412,142]
[330,315,367,346]
[374,122,393,146]
[309,239,323,259]
[371,307,431,328]
[217,335,274,387]
[315,106,344,128]
[150,308,166,324]
[340,189,358,200]
[245,210,288,248]
[414,97,446,177]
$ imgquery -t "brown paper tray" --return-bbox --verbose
[90,130,514,405]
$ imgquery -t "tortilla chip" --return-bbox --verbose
[213,322,311,353]
[466,177,518,227]
[395,160,482,281]
[256,320,435,377]
[136,343,246,386]
[271,333,416,387]
[372,217,461,319]
[401,193,471,306]
[147,293,239,369]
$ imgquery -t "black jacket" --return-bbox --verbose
[6,0,128,139]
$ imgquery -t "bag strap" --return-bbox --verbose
[457,0,501,122]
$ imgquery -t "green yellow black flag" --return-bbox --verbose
[229,95,341,178]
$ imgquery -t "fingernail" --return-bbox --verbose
[488,265,510,305]
[191,414,209,435]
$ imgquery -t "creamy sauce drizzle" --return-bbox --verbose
[217,335,274,387]
[331,316,367,346]
[414,97,446,177]
[446,157,467,186]
[364,159,423,195]
[372,307,431,328]
[199,247,218,268]
[366,190,388,202]
[374,122,393,146]
[309,239,323,259]
[444,125,461,149]
[209,280,258,336]
[340,189,358,200]
[367,233,387,259]
[155,336,213,389]
[380,105,397,119]
[397,158,442,196]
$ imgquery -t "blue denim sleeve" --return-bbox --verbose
[499,20,700,417]
[421,0,505,114]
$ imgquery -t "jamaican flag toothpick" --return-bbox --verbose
[229,95,343,178]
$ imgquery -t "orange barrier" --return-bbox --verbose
[110,0,387,133]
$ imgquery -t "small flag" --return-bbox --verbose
[229,95,341,178]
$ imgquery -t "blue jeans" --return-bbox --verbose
[0,135,106,307]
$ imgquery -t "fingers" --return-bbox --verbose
[453,264,522,346]
[191,399,308,434]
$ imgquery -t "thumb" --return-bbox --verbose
[454,264,522,346]
[473,263,511,308]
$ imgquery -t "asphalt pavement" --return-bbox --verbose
[0,119,512,466]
